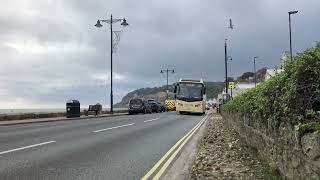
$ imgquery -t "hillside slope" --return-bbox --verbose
[114,82,224,108]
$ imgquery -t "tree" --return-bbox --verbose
[237,72,254,81]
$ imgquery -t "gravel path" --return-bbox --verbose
[189,114,280,180]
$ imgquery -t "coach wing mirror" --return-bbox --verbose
[203,87,206,95]
[174,84,178,99]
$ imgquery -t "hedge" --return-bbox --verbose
[221,42,320,133]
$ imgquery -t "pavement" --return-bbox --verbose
[189,114,273,179]
[0,113,128,126]
[0,111,206,180]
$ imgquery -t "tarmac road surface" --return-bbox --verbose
[0,111,205,180]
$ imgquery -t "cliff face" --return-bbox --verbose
[114,82,224,108]
[114,85,175,108]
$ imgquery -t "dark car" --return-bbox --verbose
[157,102,166,112]
[128,98,152,115]
[143,101,153,113]
[148,100,160,113]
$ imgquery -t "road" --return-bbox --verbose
[0,111,205,180]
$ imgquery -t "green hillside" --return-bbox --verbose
[114,82,224,108]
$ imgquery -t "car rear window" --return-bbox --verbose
[130,99,143,105]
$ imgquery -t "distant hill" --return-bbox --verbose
[205,82,225,99]
[114,82,224,108]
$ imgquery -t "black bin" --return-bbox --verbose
[66,100,80,118]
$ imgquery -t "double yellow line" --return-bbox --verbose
[141,115,208,180]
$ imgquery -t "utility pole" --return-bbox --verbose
[160,69,174,99]
[224,39,228,94]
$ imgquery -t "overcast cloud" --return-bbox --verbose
[0,0,319,108]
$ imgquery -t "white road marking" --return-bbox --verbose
[0,141,56,155]
[93,123,135,133]
[143,118,161,123]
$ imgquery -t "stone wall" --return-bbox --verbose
[222,112,320,180]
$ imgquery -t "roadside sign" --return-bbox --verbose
[229,82,235,89]
[165,100,175,111]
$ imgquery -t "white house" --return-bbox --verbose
[265,51,289,80]
[231,83,256,98]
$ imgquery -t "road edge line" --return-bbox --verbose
[152,115,207,179]
[141,115,207,180]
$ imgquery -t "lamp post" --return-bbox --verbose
[95,14,129,113]
[160,69,174,99]
[227,55,233,96]
[224,39,228,94]
[288,10,298,61]
[254,56,258,88]
[224,18,235,94]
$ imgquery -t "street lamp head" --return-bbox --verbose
[121,18,129,26]
[289,10,298,15]
[95,20,103,28]
[160,70,163,73]
[172,69,175,73]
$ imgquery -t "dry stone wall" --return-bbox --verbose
[222,112,320,180]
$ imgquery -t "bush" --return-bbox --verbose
[222,42,320,132]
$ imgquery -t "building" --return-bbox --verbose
[265,51,289,80]
[231,83,256,98]
[265,68,284,80]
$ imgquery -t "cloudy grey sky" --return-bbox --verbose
[0,0,319,108]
